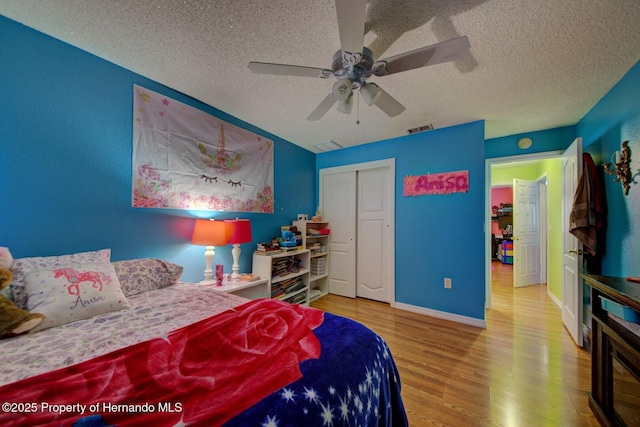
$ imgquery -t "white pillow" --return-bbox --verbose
[25,262,130,332]
[9,249,111,309]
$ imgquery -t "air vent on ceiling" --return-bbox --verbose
[407,124,434,134]
[313,140,343,152]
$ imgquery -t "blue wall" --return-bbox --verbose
[0,16,316,283]
[317,121,486,320]
[577,60,640,277]
[485,126,576,158]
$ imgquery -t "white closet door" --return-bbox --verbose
[357,167,392,302]
[323,171,357,298]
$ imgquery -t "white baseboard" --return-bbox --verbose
[547,288,562,308]
[393,301,487,329]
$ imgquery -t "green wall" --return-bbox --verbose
[492,163,539,184]
[538,158,563,301]
[491,158,563,302]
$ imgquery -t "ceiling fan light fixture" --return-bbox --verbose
[360,82,381,106]
[336,94,353,114]
[332,78,353,101]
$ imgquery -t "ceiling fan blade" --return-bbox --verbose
[248,62,333,78]
[335,0,366,64]
[307,93,339,121]
[371,85,406,117]
[372,36,471,76]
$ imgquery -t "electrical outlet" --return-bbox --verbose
[297,214,308,221]
[444,278,452,289]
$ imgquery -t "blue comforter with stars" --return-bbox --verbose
[225,312,408,427]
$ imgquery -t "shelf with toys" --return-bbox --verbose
[292,219,330,302]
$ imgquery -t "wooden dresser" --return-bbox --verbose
[583,274,640,426]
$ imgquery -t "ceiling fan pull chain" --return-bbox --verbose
[356,92,360,125]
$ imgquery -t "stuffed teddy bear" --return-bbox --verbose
[0,247,45,339]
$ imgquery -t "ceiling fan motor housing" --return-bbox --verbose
[331,47,375,89]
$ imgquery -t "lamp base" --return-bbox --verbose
[202,245,215,281]
[231,243,242,278]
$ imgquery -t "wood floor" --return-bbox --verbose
[311,262,601,426]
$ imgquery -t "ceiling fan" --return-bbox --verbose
[248,0,470,121]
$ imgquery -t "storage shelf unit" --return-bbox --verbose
[252,249,311,305]
[293,220,330,302]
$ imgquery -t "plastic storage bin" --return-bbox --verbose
[599,296,640,323]
[501,240,513,265]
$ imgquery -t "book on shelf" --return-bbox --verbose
[284,282,306,295]
[280,246,302,252]
[255,242,281,253]
[285,292,307,304]
[271,258,302,278]
[271,288,286,299]
[309,242,322,252]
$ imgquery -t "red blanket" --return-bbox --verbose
[0,299,323,426]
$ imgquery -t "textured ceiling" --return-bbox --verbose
[1,0,639,152]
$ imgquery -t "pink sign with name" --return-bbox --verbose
[404,170,469,196]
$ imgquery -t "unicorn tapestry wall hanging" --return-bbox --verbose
[131,84,274,213]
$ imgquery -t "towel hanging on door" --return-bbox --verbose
[569,153,607,258]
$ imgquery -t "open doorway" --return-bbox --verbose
[484,151,563,310]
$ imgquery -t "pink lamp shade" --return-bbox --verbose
[191,219,229,246]
[225,219,252,278]
[225,219,252,244]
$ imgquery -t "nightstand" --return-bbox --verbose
[211,278,269,300]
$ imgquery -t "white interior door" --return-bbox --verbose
[562,137,583,347]
[357,167,393,302]
[323,171,356,298]
[512,179,540,287]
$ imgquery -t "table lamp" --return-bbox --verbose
[225,218,252,278]
[191,219,230,284]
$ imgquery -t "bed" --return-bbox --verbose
[0,250,408,426]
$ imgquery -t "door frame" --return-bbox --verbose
[538,174,549,287]
[485,151,561,309]
[319,158,396,306]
